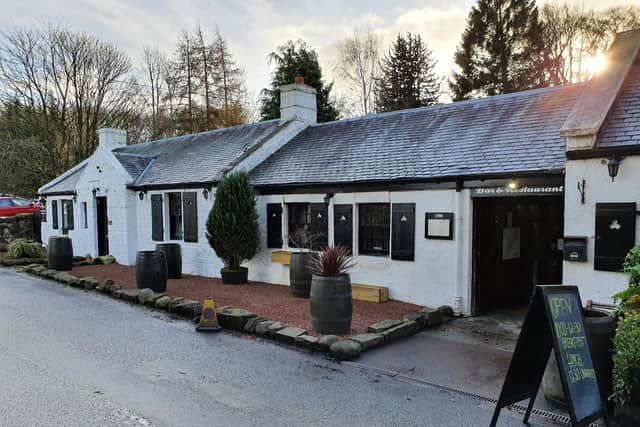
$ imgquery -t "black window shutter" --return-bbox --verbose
[310,203,328,250]
[51,200,58,229]
[391,203,415,261]
[267,204,283,248]
[183,192,198,242]
[151,194,164,241]
[595,202,636,271]
[334,204,353,254]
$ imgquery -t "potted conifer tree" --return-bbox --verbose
[308,245,355,335]
[206,171,259,284]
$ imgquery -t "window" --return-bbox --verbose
[151,194,163,241]
[0,199,12,207]
[182,192,198,242]
[51,200,59,229]
[82,202,88,228]
[391,203,415,261]
[12,198,32,207]
[359,203,390,256]
[334,205,353,254]
[267,204,283,248]
[168,193,182,240]
[61,199,74,232]
[288,203,327,250]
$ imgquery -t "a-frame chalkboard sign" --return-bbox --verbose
[490,285,606,427]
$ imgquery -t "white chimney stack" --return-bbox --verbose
[98,128,127,151]
[280,76,317,124]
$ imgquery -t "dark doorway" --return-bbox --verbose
[473,196,564,315]
[96,197,109,256]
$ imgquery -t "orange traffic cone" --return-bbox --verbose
[196,298,221,332]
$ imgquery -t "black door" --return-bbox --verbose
[96,197,109,256]
[473,196,564,315]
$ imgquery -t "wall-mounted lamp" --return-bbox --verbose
[607,156,621,182]
[577,179,586,204]
[203,187,210,200]
[138,191,146,201]
[91,187,100,197]
[72,194,77,203]
[323,192,334,205]
[507,180,519,190]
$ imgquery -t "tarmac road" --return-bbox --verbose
[0,268,552,427]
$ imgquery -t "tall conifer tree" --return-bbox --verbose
[374,33,441,112]
[450,0,547,101]
[260,40,339,123]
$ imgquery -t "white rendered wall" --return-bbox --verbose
[563,155,640,303]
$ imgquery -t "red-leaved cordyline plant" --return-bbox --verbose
[308,245,356,276]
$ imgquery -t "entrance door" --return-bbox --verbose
[473,196,564,315]
[96,197,109,256]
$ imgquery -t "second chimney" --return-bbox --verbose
[98,128,127,151]
[279,76,317,124]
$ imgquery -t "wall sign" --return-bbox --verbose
[491,285,605,427]
[425,212,454,240]
[472,185,564,198]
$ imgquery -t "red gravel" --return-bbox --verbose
[71,264,423,336]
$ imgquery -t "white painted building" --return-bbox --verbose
[40,31,640,315]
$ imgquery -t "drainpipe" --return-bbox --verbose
[453,187,466,316]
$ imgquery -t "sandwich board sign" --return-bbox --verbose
[490,285,606,427]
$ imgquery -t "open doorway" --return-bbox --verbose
[472,196,564,315]
[96,196,109,256]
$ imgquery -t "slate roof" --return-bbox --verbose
[598,64,640,148]
[249,84,584,187]
[39,163,86,195]
[114,120,285,188]
[113,152,154,181]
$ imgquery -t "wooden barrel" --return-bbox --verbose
[155,243,182,279]
[310,274,352,335]
[290,252,312,298]
[136,250,167,292]
[48,236,73,271]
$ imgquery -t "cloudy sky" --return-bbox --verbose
[1,0,634,108]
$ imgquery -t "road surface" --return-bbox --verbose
[0,268,550,426]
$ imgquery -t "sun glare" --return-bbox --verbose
[584,53,607,75]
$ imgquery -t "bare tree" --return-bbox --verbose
[174,30,201,133]
[211,29,247,126]
[334,29,380,115]
[142,46,168,138]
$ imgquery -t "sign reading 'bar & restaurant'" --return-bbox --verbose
[472,185,564,197]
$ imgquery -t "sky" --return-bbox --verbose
[1,0,635,110]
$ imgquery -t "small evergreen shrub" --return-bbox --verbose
[613,246,640,318]
[7,239,44,259]
[611,313,640,406]
[206,171,259,271]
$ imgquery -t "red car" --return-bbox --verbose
[0,196,41,218]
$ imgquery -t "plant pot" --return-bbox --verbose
[290,252,312,298]
[310,274,352,335]
[221,267,248,285]
[543,308,616,411]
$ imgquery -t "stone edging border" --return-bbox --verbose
[16,263,452,361]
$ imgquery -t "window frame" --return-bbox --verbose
[61,199,74,232]
[51,200,58,229]
[358,203,391,256]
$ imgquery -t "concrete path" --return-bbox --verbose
[0,268,554,426]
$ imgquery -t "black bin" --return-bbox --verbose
[48,236,73,271]
[136,250,167,292]
[155,243,182,279]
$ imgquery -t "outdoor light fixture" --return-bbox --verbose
[607,156,621,182]
[138,191,146,201]
[507,181,518,190]
[324,192,334,205]
[203,188,209,199]
[92,187,100,196]
[72,194,77,203]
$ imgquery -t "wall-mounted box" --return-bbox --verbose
[425,212,454,240]
[563,236,588,262]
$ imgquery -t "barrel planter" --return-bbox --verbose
[155,243,182,279]
[290,252,312,298]
[136,250,167,293]
[48,236,73,271]
[310,274,352,335]
[220,267,248,285]
[543,308,616,410]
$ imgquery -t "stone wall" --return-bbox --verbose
[0,213,40,250]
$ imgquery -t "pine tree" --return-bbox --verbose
[450,0,547,101]
[374,33,441,113]
[260,40,339,123]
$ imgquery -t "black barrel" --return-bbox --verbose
[48,236,73,271]
[290,252,312,298]
[136,250,167,292]
[155,243,182,279]
[310,274,352,335]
